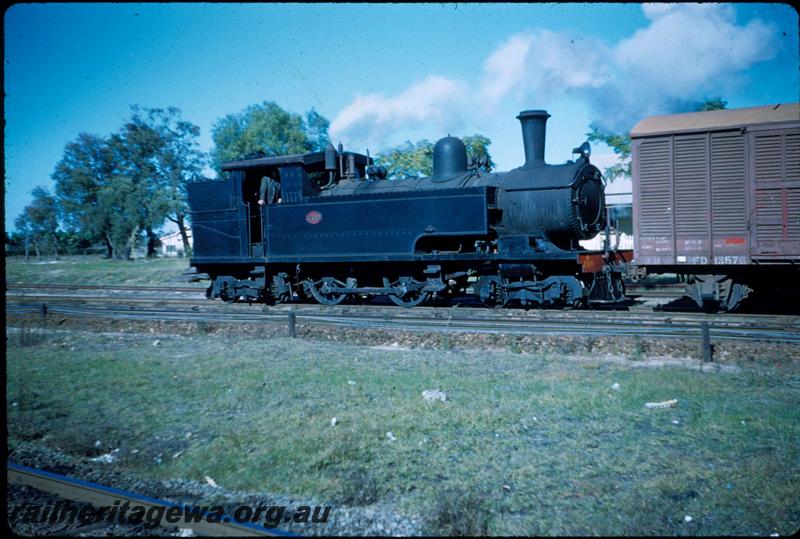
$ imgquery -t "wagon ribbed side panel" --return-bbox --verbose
[674,134,710,263]
[710,132,749,263]
[634,137,674,264]
[751,128,800,258]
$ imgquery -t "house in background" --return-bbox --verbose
[579,177,634,251]
[159,229,192,257]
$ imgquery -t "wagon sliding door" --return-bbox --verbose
[750,128,800,259]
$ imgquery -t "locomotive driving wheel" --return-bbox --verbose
[387,277,429,307]
[305,277,348,305]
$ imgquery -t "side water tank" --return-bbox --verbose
[432,136,468,181]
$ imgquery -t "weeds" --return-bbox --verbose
[429,487,491,536]
[7,333,800,536]
[631,336,646,360]
[195,321,217,334]
[10,324,49,348]
[334,467,381,506]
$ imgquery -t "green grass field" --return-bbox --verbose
[5,255,201,286]
[7,328,799,536]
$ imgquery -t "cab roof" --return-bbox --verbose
[221,151,370,171]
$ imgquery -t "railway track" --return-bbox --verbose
[7,299,799,343]
[8,282,681,295]
[7,462,286,536]
[7,283,205,293]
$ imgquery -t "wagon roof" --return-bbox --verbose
[631,103,800,138]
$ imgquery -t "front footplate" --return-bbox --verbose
[580,250,631,305]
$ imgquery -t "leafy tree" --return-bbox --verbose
[55,230,94,255]
[53,107,198,259]
[694,97,728,112]
[53,133,117,256]
[587,98,728,182]
[462,134,496,172]
[128,106,204,257]
[305,108,331,152]
[375,140,435,178]
[14,186,60,260]
[94,174,143,258]
[585,127,633,182]
[106,117,170,258]
[210,101,331,173]
[375,135,494,179]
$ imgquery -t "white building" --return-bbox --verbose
[159,229,192,257]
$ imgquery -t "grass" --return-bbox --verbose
[5,255,201,286]
[6,330,800,535]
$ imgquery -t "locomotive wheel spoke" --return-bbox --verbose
[387,277,429,307]
[306,277,348,305]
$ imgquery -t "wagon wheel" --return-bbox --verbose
[305,277,348,305]
[388,277,430,308]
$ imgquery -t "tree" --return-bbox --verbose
[587,98,728,182]
[305,108,331,152]
[128,106,204,257]
[585,127,632,182]
[53,133,117,256]
[210,101,331,174]
[462,134,496,172]
[15,186,60,260]
[375,134,495,179]
[108,116,167,257]
[375,140,435,178]
[52,106,205,259]
[694,98,728,112]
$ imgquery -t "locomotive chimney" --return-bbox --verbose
[517,110,550,168]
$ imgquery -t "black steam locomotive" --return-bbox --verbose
[187,110,629,307]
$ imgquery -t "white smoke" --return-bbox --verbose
[329,75,468,148]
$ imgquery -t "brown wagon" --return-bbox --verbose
[631,103,800,310]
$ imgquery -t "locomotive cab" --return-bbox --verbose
[217,150,372,257]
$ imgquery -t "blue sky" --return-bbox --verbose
[5,3,798,232]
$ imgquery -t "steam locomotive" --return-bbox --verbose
[187,110,629,307]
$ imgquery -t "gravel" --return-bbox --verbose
[8,441,426,536]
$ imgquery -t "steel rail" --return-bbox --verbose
[7,302,799,343]
[6,292,207,304]
[7,283,203,293]
[8,290,797,325]
[7,461,292,536]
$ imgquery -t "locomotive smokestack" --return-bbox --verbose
[517,110,550,168]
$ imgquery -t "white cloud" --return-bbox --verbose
[479,29,612,108]
[332,4,781,149]
[330,75,468,147]
[615,4,777,98]
[478,4,779,131]
[479,33,535,105]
